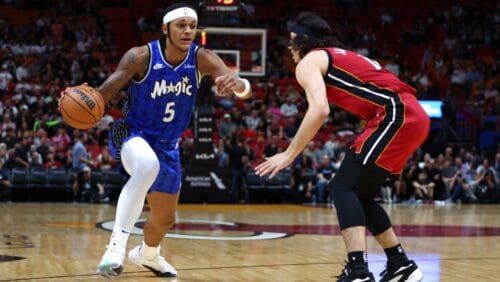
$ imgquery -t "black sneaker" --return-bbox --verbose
[337,262,375,282]
[380,260,423,282]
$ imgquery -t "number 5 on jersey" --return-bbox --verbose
[163,101,175,122]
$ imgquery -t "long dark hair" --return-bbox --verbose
[288,12,341,58]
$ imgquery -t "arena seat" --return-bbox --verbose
[9,168,30,201]
[243,171,265,190]
[244,170,292,203]
[29,167,48,189]
[46,168,71,201]
[10,168,29,189]
[47,167,69,189]
[103,170,127,201]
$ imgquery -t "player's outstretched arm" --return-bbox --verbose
[96,46,149,104]
[284,51,330,160]
[197,48,253,99]
[255,51,329,178]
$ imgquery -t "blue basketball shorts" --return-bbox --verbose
[109,120,181,194]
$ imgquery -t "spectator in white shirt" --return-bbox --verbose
[244,109,262,130]
[0,65,13,95]
[15,61,30,82]
[280,97,298,118]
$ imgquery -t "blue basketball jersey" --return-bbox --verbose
[123,40,199,141]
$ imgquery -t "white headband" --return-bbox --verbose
[163,7,198,24]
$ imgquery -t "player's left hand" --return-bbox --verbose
[214,75,241,96]
[255,152,294,179]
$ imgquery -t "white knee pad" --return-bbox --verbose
[121,137,160,182]
[112,137,160,236]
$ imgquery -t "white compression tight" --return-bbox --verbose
[109,137,160,250]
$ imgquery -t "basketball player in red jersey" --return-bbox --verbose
[256,12,428,282]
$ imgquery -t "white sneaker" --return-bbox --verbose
[128,245,177,277]
[96,244,125,277]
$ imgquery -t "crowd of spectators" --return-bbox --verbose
[0,0,498,204]
[0,0,120,201]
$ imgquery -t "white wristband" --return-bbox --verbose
[234,78,250,98]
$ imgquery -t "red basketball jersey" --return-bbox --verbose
[319,47,430,173]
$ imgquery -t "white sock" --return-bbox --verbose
[140,241,159,260]
[110,137,160,251]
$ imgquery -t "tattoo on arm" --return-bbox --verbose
[97,47,147,104]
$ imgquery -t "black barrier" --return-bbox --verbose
[180,77,231,203]
[180,166,231,203]
[192,104,217,167]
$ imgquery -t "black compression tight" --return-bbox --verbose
[329,151,392,236]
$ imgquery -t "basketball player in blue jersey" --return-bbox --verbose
[61,3,252,278]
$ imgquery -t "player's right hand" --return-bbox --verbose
[58,90,66,113]
[58,83,89,112]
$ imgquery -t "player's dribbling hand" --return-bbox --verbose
[58,90,65,113]
[214,75,240,96]
[58,82,90,112]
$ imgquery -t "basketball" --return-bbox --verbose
[60,84,105,130]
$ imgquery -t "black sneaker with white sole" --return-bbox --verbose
[337,262,375,282]
[380,260,423,282]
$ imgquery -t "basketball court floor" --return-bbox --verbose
[0,203,499,281]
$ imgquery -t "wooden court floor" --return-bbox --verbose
[0,203,499,281]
